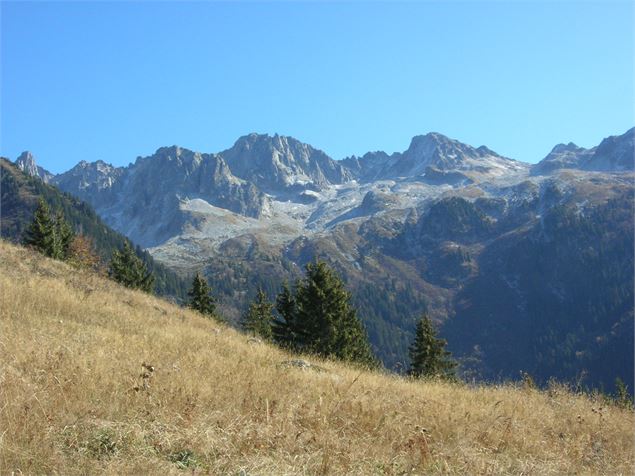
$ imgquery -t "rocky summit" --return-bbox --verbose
[15,151,54,183]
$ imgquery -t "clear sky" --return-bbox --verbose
[1,1,633,173]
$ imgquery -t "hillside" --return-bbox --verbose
[11,129,635,388]
[0,158,189,302]
[0,241,633,475]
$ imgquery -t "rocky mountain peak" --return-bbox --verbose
[534,127,634,174]
[52,158,124,203]
[221,133,352,192]
[15,151,53,182]
[585,127,634,171]
[141,145,209,170]
[550,142,583,155]
[342,133,521,182]
[406,132,467,162]
[404,132,504,166]
[15,151,37,175]
[380,132,517,179]
[66,158,120,175]
[532,142,593,175]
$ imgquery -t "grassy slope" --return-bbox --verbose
[0,241,633,475]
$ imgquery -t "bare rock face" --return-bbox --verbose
[533,127,634,174]
[41,128,635,254]
[532,143,594,175]
[342,132,525,182]
[125,146,266,219]
[221,133,353,192]
[359,190,400,214]
[15,151,53,183]
[15,151,38,176]
[52,160,124,207]
[584,127,634,171]
[52,146,268,247]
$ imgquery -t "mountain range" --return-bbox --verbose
[11,127,634,391]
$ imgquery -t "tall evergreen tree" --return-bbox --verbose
[54,209,74,260]
[293,260,376,366]
[408,314,457,379]
[272,281,298,348]
[23,198,75,260]
[241,288,275,340]
[187,272,218,319]
[108,242,154,292]
[23,198,56,257]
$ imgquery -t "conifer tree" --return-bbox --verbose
[293,260,376,366]
[108,242,154,292]
[23,199,75,260]
[241,288,274,340]
[54,209,75,260]
[408,314,457,379]
[24,199,56,257]
[272,281,298,348]
[187,272,218,319]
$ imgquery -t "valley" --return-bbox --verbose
[11,128,634,390]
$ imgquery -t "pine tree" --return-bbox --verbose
[53,209,74,260]
[23,199,56,257]
[241,288,275,340]
[23,199,75,260]
[272,281,298,348]
[408,314,457,379]
[108,242,155,292]
[187,272,218,319]
[293,260,376,366]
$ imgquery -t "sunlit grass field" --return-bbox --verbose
[1,241,633,475]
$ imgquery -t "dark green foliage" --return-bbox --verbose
[1,158,189,302]
[443,191,634,393]
[201,249,426,370]
[241,288,274,340]
[408,314,456,379]
[423,196,492,239]
[23,198,75,260]
[187,272,218,319]
[54,209,74,259]
[352,280,428,372]
[272,281,299,348]
[23,198,57,256]
[290,260,377,366]
[108,242,155,292]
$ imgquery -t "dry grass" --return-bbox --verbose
[0,241,633,475]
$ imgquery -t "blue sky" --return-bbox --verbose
[1,1,633,173]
